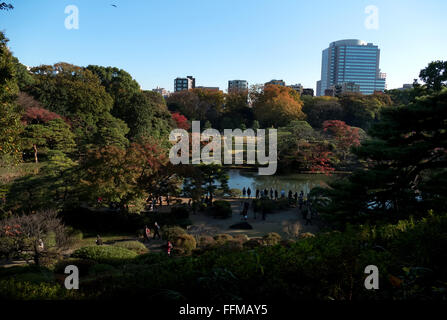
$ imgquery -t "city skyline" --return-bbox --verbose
[1,0,446,92]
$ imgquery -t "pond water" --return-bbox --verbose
[225,169,334,195]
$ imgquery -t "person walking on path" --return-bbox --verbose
[247,187,251,198]
[294,191,298,204]
[95,235,103,246]
[281,189,285,198]
[153,222,161,239]
[305,204,312,225]
[242,187,246,198]
[242,201,249,221]
[270,188,274,199]
[256,189,260,199]
[167,241,173,256]
[143,225,151,243]
[274,190,278,200]
[288,190,293,200]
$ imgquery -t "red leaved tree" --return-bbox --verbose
[171,112,190,130]
[323,120,361,160]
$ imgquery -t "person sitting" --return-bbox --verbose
[95,235,103,245]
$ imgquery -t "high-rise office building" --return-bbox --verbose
[316,39,386,96]
[228,80,248,93]
[174,76,195,92]
[288,84,303,94]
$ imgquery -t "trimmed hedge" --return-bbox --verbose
[113,241,149,254]
[71,246,137,265]
[211,200,232,219]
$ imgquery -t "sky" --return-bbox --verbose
[1,0,446,92]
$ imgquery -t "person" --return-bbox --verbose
[95,235,103,245]
[188,199,192,206]
[288,190,293,200]
[153,222,161,239]
[270,188,273,199]
[159,196,162,206]
[264,188,268,197]
[167,241,173,256]
[305,204,312,225]
[281,189,285,198]
[302,200,308,219]
[247,187,251,198]
[166,195,170,206]
[143,225,151,243]
[294,191,298,203]
[38,239,44,251]
[243,201,249,221]
[274,189,278,200]
[298,191,304,210]
[256,189,260,199]
[205,194,209,204]
[242,187,246,198]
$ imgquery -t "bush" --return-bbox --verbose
[71,246,137,265]
[262,232,282,245]
[228,188,242,197]
[172,234,196,255]
[53,258,98,277]
[243,238,263,249]
[211,200,232,219]
[0,279,77,300]
[162,226,187,241]
[299,232,316,239]
[66,227,83,241]
[88,263,117,276]
[214,234,234,245]
[113,241,149,254]
[170,206,190,220]
[198,235,216,248]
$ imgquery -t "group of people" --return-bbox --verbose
[240,187,315,225]
[147,195,171,212]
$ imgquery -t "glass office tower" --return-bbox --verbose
[316,39,386,96]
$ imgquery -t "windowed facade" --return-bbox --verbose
[317,39,386,96]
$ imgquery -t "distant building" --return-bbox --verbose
[228,80,248,93]
[174,76,195,92]
[288,83,303,94]
[301,88,314,96]
[265,79,285,86]
[152,87,170,98]
[326,82,361,96]
[316,39,386,96]
[396,84,413,91]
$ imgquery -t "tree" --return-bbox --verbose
[0,32,23,165]
[315,88,447,226]
[302,96,344,128]
[182,164,229,203]
[21,119,76,163]
[419,60,447,92]
[171,112,190,130]
[222,91,253,129]
[0,211,69,265]
[87,65,173,141]
[252,84,305,128]
[323,120,361,160]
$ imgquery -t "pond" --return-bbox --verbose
[225,169,334,195]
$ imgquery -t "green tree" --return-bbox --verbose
[419,60,447,92]
[0,32,23,165]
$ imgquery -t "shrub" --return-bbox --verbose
[88,263,117,276]
[228,188,242,197]
[299,232,316,239]
[243,238,263,249]
[198,235,216,248]
[71,246,137,265]
[66,227,83,242]
[162,226,187,241]
[211,200,232,219]
[172,234,196,255]
[262,232,282,245]
[53,258,97,277]
[214,234,234,245]
[170,206,190,220]
[0,279,77,300]
[113,241,149,254]
[233,234,249,243]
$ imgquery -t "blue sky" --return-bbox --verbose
[1,0,446,92]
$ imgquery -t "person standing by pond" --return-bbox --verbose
[247,187,251,198]
[281,189,285,198]
[242,187,246,198]
[256,189,260,199]
[143,225,151,243]
[270,188,273,199]
[294,192,298,204]
[274,189,278,200]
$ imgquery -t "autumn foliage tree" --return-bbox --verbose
[171,112,190,130]
[323,120,361,160]
[252,84,306,128]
